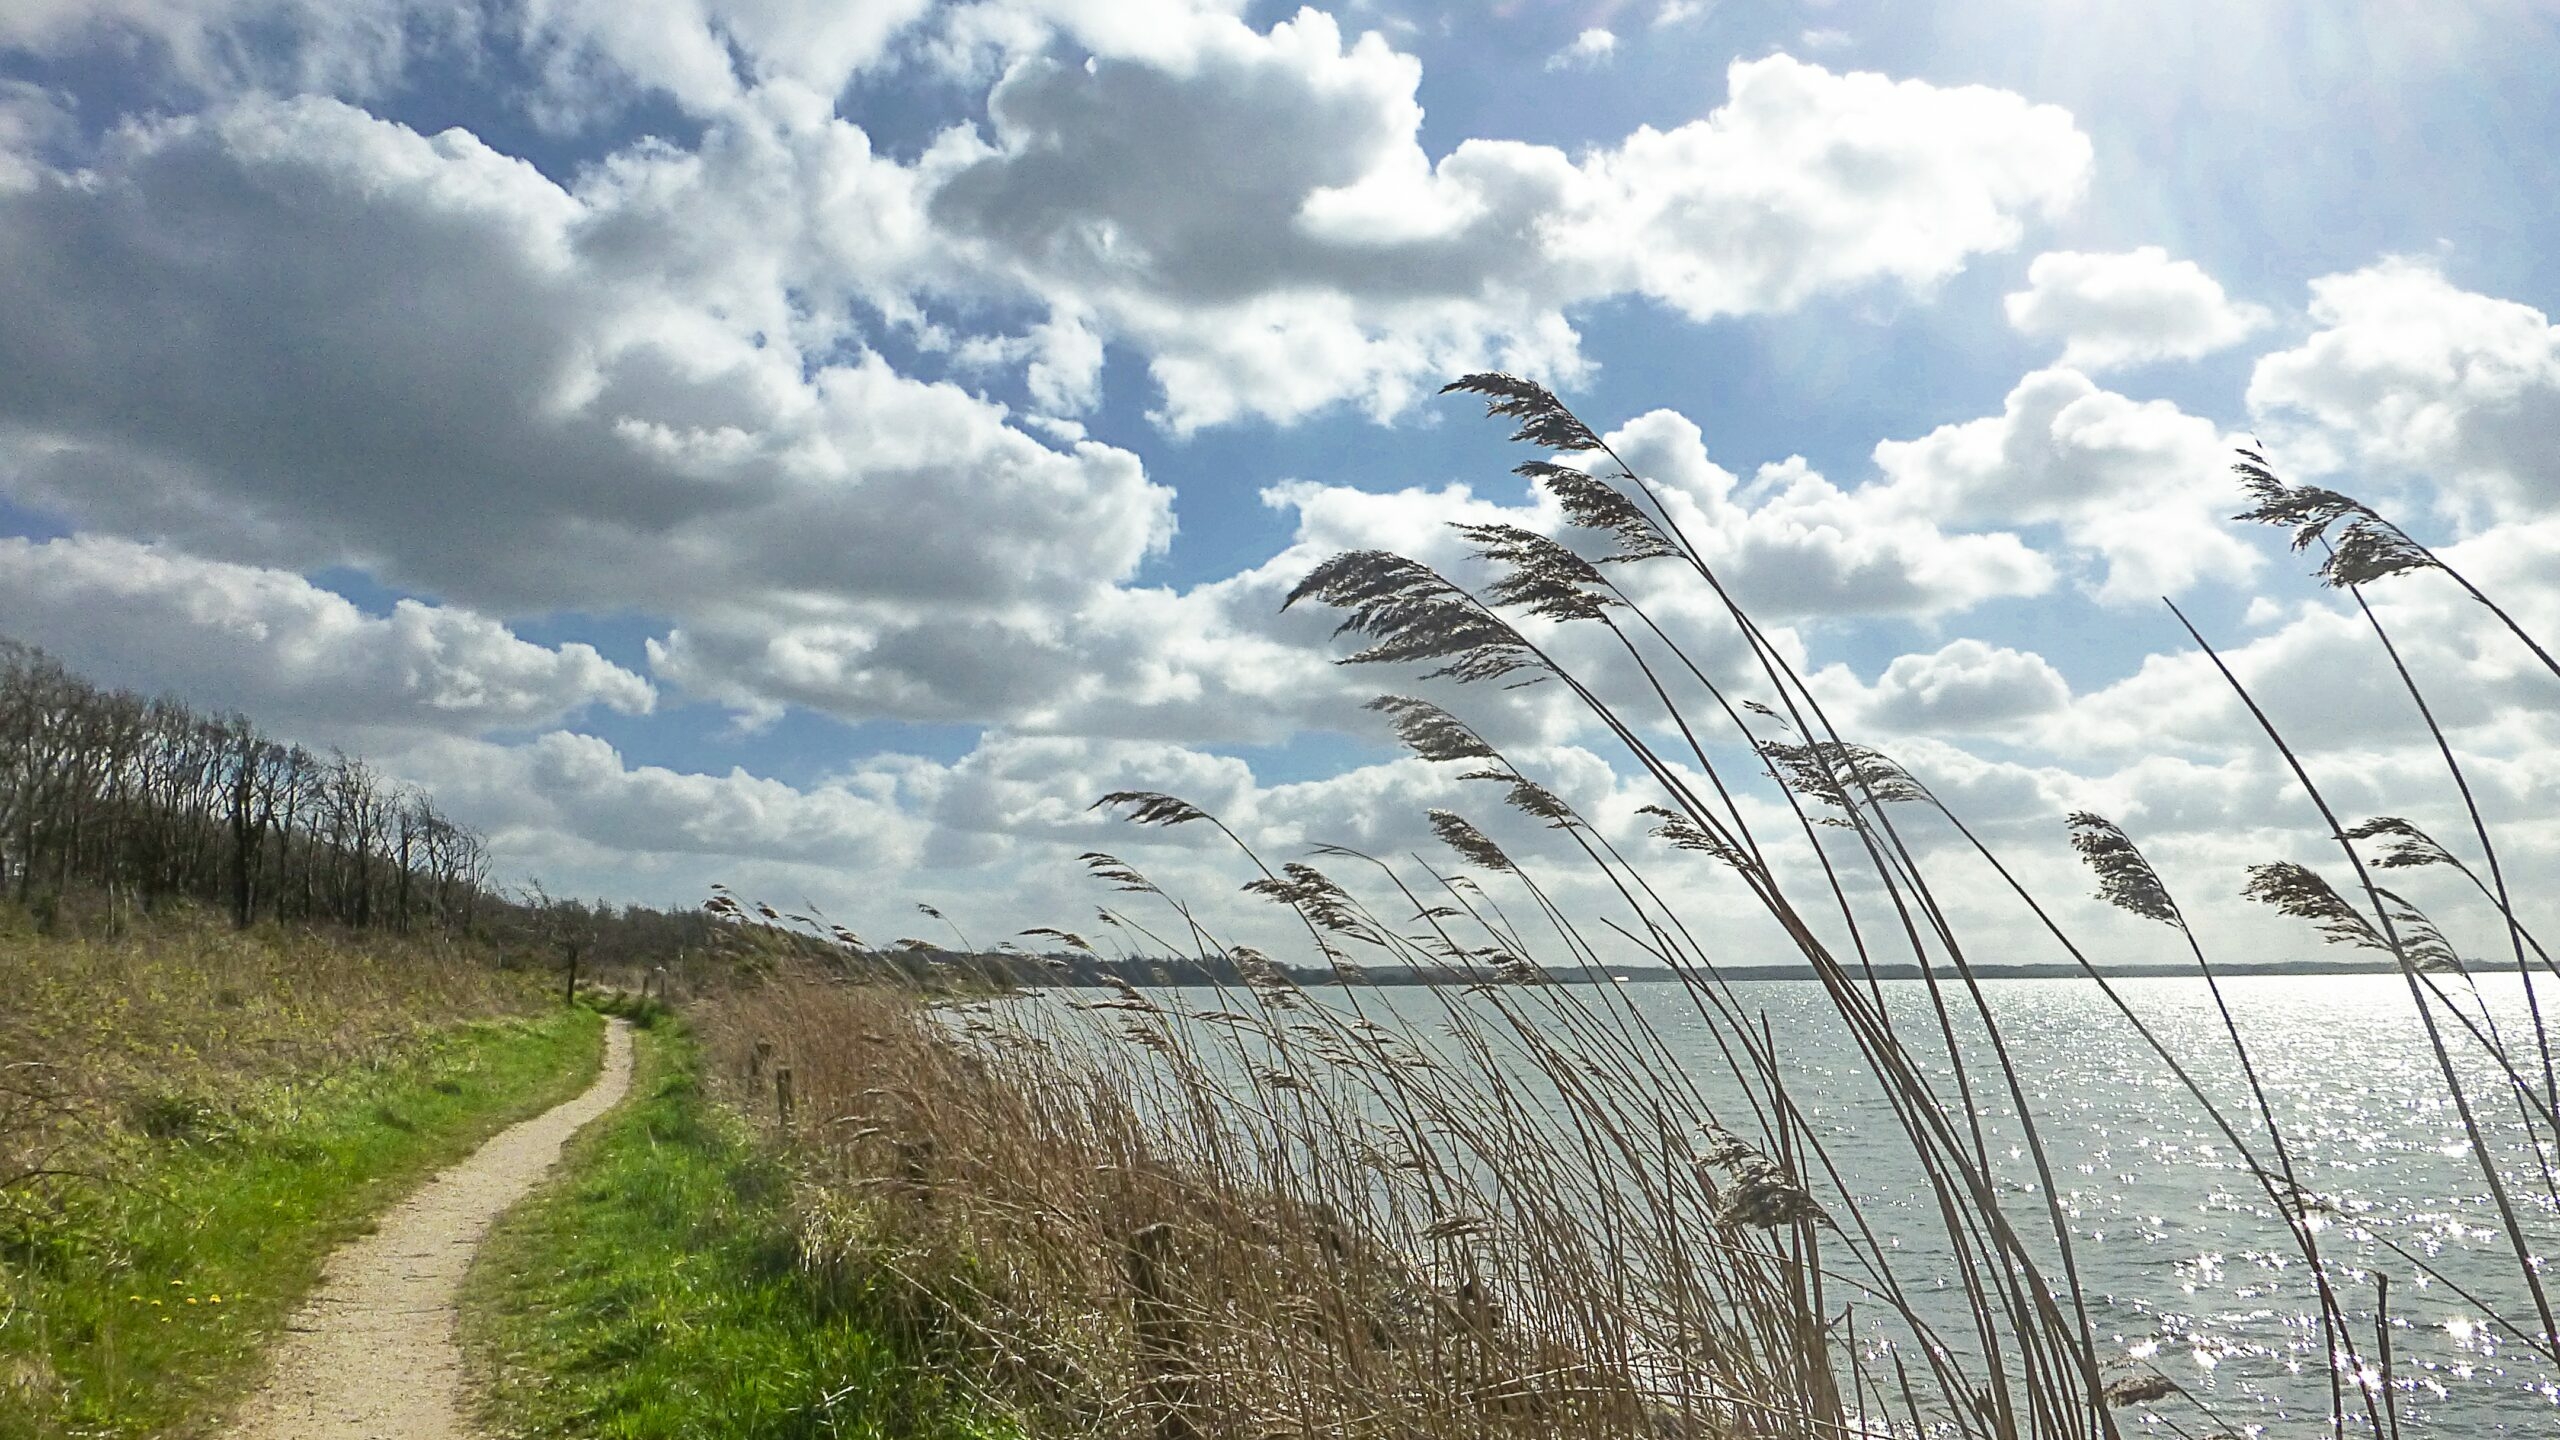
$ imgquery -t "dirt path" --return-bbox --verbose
[223,1018,635,1440]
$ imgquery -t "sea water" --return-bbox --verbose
[1059,973,2560,1435]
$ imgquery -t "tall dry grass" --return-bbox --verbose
[0,897,547,1193]
[712,967,1860,1440]
[708,377,2557,1440]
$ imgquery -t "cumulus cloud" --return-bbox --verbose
[1545,28,1618,71]
[1254,409,2059,689]
[2249,258,2560,522]
[1,3,2092,434]
[1557,58,2087,319]
[514,0,935,122]
[0,535,652,734]
[0,9,2106,740]
[379,719,1692,947]
[1869,368,2256,602]
[926,23,2089,427]
[26,0,2550,968]
[0,0,945,123]
[2056,515,2560,763]
[394,731,919,885]
[0,0,446,98]
[0,65,2090,743]
[1861,638,2071,734]
[0,82,69,190]
[2004,246,2270,371]
[0,94,1177,730]
[1541,410,2055,621]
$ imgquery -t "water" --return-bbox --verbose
[1033,972,2560,1435]
[1642,974,2560,1436]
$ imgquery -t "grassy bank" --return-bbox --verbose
[462,1011,1010,1440]
[0,904,599,1438]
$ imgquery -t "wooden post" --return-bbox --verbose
[1125,1222,1200,1440]
[894,1136,937,1200]
[2377,1273,2401,1440]
[749,1038,771,1079]
[775,1066,795,1128]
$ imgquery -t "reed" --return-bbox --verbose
[706,379,2556,1439]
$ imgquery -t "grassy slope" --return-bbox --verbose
[0,903,601,1437]
[1,1005,601,1438]
[463,1013,1011,1440]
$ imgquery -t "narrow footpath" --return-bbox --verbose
[223,1018,636,1440]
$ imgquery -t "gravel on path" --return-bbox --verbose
[222,1018,636,1440]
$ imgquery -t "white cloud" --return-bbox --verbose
[514,0,936,123]
[1708,453,2057,618]
[925,29,2089,427]
[0,94,1174,730]
[0,73,2093,741]
[1869,368,2257,602]
[2248,258,2560,522]
[1275,405,2058,636]
[0,0,444,98]
[0,3,2092,435]
[2004,246,2271,371]
[926,0,1261,79]
[2055,515,2560,763]
[516,633,2560,962]
[0,0,947,125]
[1554,57,2088,322]
[1862,639,2071,734]
[395,731,920,884]
[0,82,69,191]
[4,0,2556,979]
[0,536,652,734]
[1545,28,1618,71]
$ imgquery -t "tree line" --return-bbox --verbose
[0,637,497,932]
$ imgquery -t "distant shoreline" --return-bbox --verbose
[1616,960,2410,983]
[1039,958,2416,988]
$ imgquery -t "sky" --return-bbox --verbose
[1,0,2556,968]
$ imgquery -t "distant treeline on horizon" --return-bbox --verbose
[934,951,2404,989]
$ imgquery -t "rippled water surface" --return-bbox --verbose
[1661,975,2560,1436]
[1082,974,2560,1435]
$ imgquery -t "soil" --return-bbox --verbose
[221,1018,635,1439]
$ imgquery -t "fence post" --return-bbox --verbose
[749,1038,771,1080]
[775,1065,795,1128]
[1125,1222,1200,1440]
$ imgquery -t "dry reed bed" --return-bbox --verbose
[712,966,1877,1440]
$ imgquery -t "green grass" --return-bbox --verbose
[463,1018,1013,1439]
[0,1003,604,1438]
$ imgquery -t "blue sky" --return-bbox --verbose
[2,0,2555,962]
